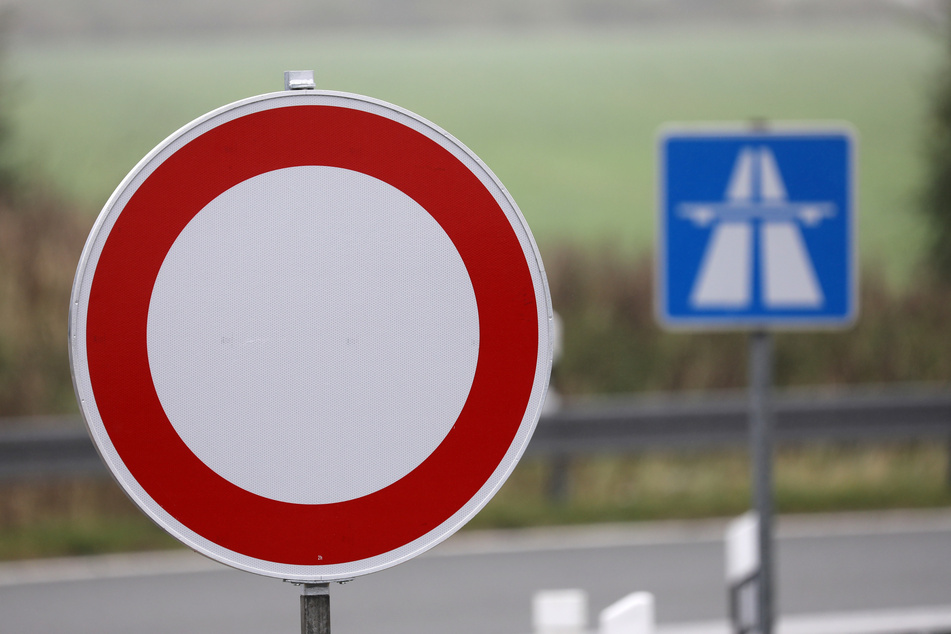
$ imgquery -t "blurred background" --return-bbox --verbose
[0,0,950,564]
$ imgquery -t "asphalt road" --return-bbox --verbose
[1,510,950,634]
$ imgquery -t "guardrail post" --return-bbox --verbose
[946,435,951,489]
[547,454,571,504]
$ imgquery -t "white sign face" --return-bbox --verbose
[148,166,479,505]
[69,91,553,581]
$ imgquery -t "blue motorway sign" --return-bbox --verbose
[656,127,856,329]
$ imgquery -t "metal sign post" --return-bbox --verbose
[748,331,774,634]
[301,584,330,634]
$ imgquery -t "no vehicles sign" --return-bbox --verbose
[69,90,553,581]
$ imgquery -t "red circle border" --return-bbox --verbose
[83,102,540,567]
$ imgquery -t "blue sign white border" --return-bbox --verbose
[655,122,859,331]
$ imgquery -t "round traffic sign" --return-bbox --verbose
[69,90,553,581]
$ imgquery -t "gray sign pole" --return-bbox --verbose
[749,330,774,634]
[301,583,331,634]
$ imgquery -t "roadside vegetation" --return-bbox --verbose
[0,192,87,415]
[546,248,951,396]
[3,251,951,559]
[473,443,951,530]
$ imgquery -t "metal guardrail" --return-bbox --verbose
[528,384,951,500]
[0,415,105,480]
[528,384,951,456]
[1,385,949,481]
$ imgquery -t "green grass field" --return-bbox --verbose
[7,22,941,283]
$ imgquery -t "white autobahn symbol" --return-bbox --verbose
[679,146,835,310]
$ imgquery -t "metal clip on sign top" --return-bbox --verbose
[285,70,316,91]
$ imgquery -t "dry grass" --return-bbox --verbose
[0,190,89,415]
[0,478,178,559]
[470,443,951,529]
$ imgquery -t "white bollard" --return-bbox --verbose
[725,512,759,585]
[599,592,655,634]
[725,512,760,634]
[533,589,588,634]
